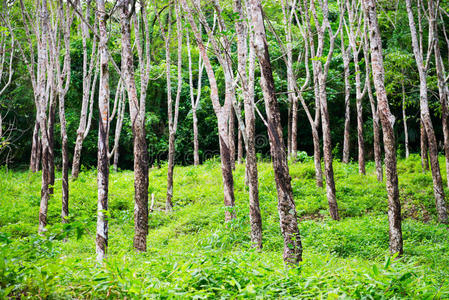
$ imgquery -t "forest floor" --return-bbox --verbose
[1,154,449,298]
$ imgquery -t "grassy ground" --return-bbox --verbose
[0,154,448,298]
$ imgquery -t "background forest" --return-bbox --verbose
[1,0,449,298]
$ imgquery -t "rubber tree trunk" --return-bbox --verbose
[229,106,236,170]
[420,120,429,171]
[96,0,110,262]
[364,0,403,256]
[341,38,351,164]
[235,0,262,248]
[120,0,150,250]
[406,0,448,223]
[30,120,41,172]
[248,0,302,264]
[402,82,410,158]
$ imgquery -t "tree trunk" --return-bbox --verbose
[71,1,97,180]
[420,120,429,171]
[341,37,351,164]
[48,96,55,195]
[248,0,302,264]
[402,82,409,158]
[364,0,403,255]
[432,3,449,188]
[96,0,110,262]
[237,128,243,164]
[406,0,448,223]
[30,120,41,172]
[120,0,150,251]
[229,106,236,170]
[235,0,262,248]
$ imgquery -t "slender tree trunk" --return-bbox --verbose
[112,90,125,172]
[364,0,403,255]
[235,0,262,248]
[248,0,302,264]
[96,0,110,262]
[341,37,351,164]
[192,108,200,165]
[120,0,150,251]
[406,0,448,223]
[363,7,383,182]
[30,120,41,172]
[432,3,449,188]
[48,97,55,195]
[71,1,97,180]
[420,120,429,171]
[37,0,51,234]
[237,128,243,164]
[229,106,236,169]
[402,82,409,158]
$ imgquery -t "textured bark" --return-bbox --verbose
[364,0,403,255]
[406,0,448,223]
[121,0,151,251]
[112,89,125,172]
[181,0,235,221]
[96,0,109,262]
[229,106,236,170]
[48,96,55,195]
[72,0,97,180]
[54,0,72,224]
[309,0,340,220]
[420,120,429,171]
[235,0,262,248]
[30,121,41,172]
[341,35,351,164]
[402,82,409,158]
[346,0,366,174]
[248,0,302,264]
[237,128,243,164]
[431,1,449,188]
[159,2,182,211]
[363,10,383,182]
[186,29,204,166]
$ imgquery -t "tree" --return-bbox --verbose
[181,0,236,222]
[120,0,151,250]
[72,0,98,180]
[406,0,448,224]
[363,0,403,255]
[96,0,110,262]
[247,0,302,264]
[306,0,342,220]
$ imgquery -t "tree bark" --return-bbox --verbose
[420,119,429,171]
[30,120,41,172]
[248,0,302,264]
[96,0,110,262]
[72,0,97,180]
[121,0,150,251]
[431,0,449,188]
[229,106,236,169]
[406,0,448,223]
[341,35,351,164]
[181,0,235,221]
[237,127,243,164]
[363,7,383,182]
[364,0,403,255]
[235,0,262,248]
[402,82,409,158]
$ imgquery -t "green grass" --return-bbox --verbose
[0,153,448,298]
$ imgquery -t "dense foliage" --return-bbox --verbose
[1,1,448,168]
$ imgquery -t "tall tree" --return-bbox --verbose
[406,0,448,223]
[72,0,98,180]
[181,0,236,221]
[247,0,302,264]
[363,0,403,255]
[96,0,110,262]
[234,0,262,249]
[120,0,151,250]
[307,0,341,220]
